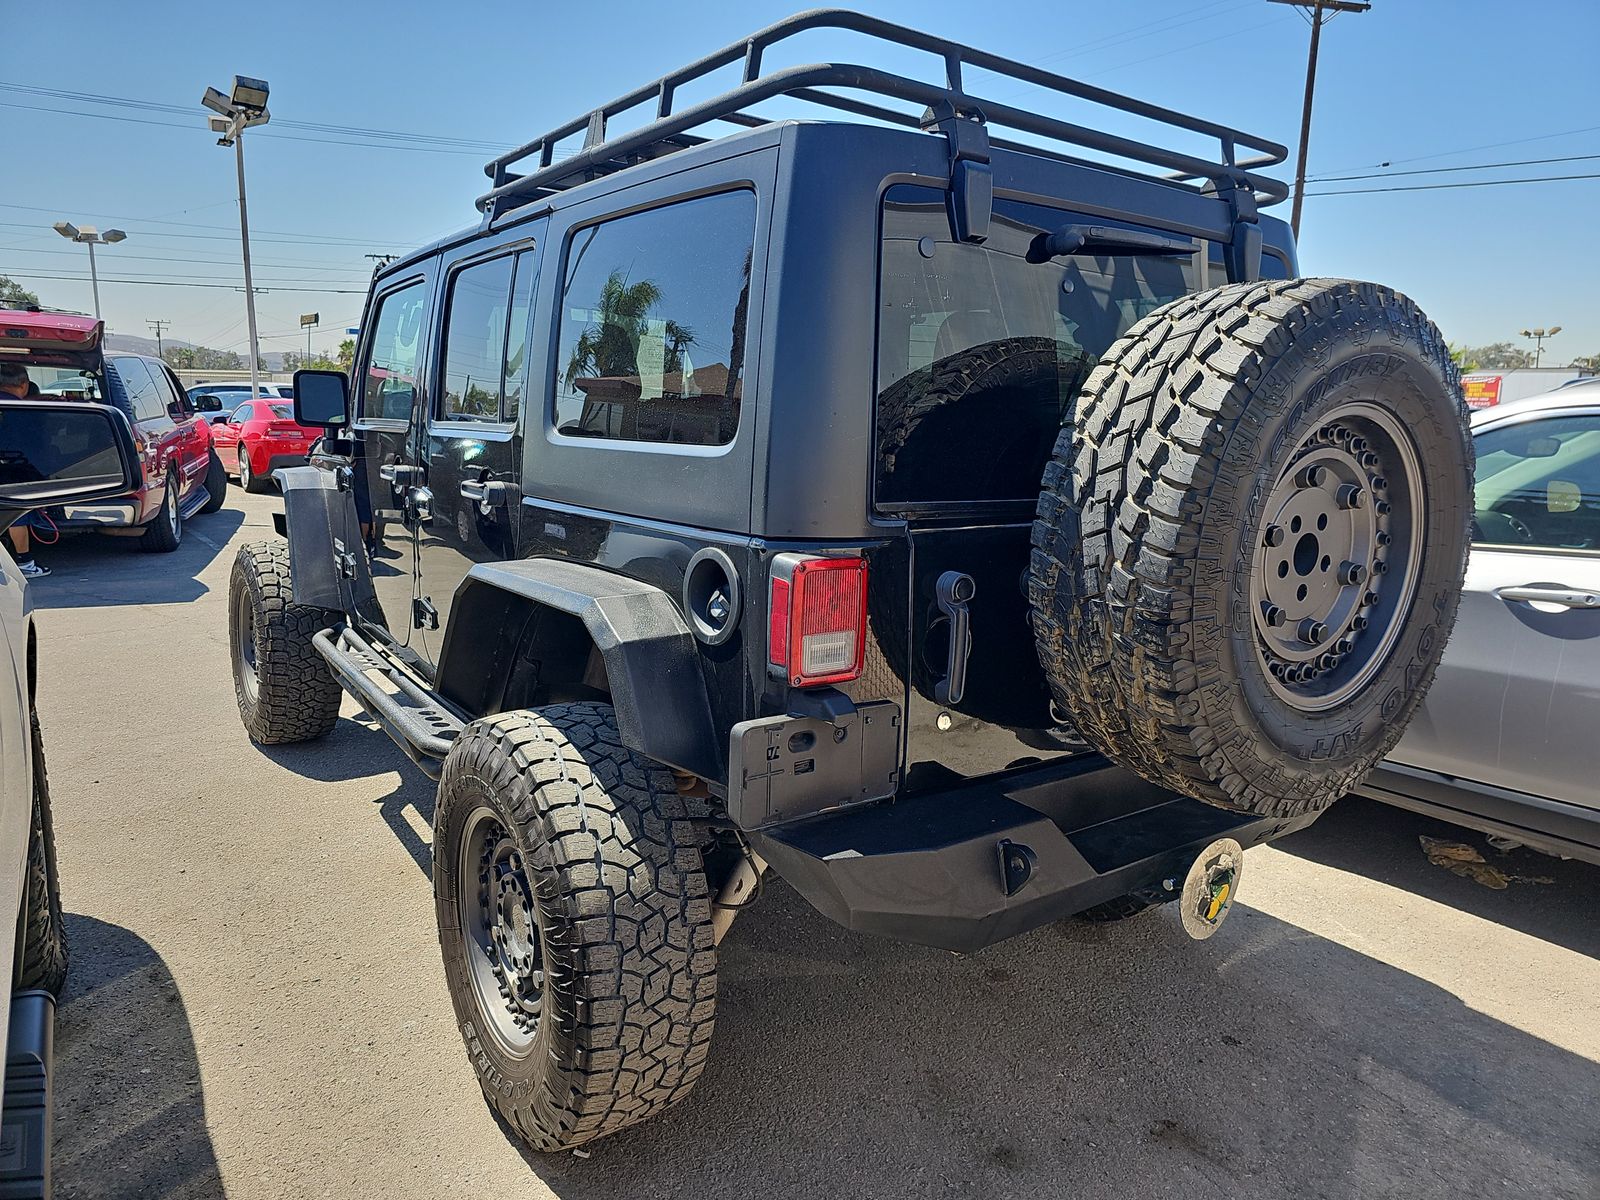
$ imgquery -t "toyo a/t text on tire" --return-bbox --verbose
[228,540,343,744]
[433,703,717,1153]
[1030,279,1473,819]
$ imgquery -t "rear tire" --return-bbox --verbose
[18,714,67,997]
[433,703,717,1152]
[1030,279,1472,819]
[239,447,270,494]
[199,450,227,513]
[229,540,342,743]
[138,469,182,552]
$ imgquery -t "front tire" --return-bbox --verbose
[229,540,342,743]
[18,714,67,997]
[138,469,182,552]
[433,704,717,1152]
[1030,279,1472,819]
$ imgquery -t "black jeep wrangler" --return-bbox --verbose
[227,11,1471,1153]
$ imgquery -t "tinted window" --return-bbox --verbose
[553,190,754,446]
[359,280,428,423]
[268,404,292,420]
[439,256,513,421]
[147,362,181,412]
[112,357,164,423]
[503,253,536,424]
[230,404,253,423]
[875,185,1288,507]
[1474,413,1600,551]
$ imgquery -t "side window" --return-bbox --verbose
[1473,413,1600,551]
[438,256,514,422]
[503,252,537,424]
[112,357,164,423]
[358,280,428,424]
[146,361,180,413]
[553,189,755,447]
[231,403,253,423]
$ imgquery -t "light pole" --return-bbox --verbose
[51,222,127,321]
[201,76,271,400]
[1520,326,1563,369]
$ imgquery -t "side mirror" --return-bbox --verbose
[0,400,141,518]
[193,393,223,413]
[168,398,195,420]
[294,369,349,429]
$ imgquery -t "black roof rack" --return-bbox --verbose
[477,8,1289,229]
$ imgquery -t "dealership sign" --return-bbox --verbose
[1462,374,1502,408]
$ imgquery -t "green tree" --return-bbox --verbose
[336,338,355,373]
[1457,341,1533,370]
[1569,353,1599,374]
[0,275,40,307]
[1448,344,1479,372]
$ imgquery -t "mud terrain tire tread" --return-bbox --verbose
[433,703,717,1153]
[1030,278,1471,818]
[18,714,68,996]
[229,540,342,744]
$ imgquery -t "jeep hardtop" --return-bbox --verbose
[227,10,1471,1152]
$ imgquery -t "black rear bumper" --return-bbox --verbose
[752,755,1315,953]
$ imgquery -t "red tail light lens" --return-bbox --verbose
[768,554,868,687]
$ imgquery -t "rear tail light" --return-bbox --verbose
[768,554,868,687]
[265,421,300,434]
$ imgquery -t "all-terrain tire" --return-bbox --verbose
[229,540,342,743]
[199,450,228,513]
[138,469,182,552]
[18,714,68,997]
[433,704,717,1152]
[1030,279,1472,819]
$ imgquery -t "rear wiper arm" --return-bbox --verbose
[1027,224,1197,264]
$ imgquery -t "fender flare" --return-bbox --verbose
[274,465,377,618]
[437,559,721,782]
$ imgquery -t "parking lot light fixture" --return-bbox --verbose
[1521,325,1563,369]
[202,76,271,403]
[51,220,128,321]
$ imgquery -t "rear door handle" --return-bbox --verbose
[1496,584,1600,609]
[459,479,512,508]
[934,571,975,706]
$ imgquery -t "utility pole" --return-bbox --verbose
[147,318,170,361]
[1268,0,1371,239]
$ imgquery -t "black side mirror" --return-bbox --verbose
[193,393,223,413]
[0,400,141,522]
[294,369,349,429]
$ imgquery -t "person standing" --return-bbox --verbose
[1,363,49,577]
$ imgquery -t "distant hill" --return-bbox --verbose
[104,331,285,370]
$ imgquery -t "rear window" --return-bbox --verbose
[552,189,755,447]
[269,404,292,420]
[875,184,1286,508]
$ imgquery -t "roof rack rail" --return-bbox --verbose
[476,8,1289,232]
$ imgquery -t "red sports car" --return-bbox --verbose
[208,398,319,493]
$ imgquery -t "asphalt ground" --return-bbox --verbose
[24,485,1600,1200]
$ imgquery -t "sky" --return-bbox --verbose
[2,0,1597,363]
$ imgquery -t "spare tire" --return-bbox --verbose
[1029,279,1471,819]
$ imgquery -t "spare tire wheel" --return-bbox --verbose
[1029,278,1472,819]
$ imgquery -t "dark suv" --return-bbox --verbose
[226,12,1472,1153]
[0,310,227,551]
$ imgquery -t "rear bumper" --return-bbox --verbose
[57,499,139,527]
[752,754,1315,953]
[265,452,309,473]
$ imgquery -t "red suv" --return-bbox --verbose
[206,397,319,493]
[1,309,227,551]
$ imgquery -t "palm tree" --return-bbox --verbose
[564,272,664,437]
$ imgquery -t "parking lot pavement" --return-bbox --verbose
[25,486,1600,1200]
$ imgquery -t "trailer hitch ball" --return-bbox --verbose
[1178,837,1245,941]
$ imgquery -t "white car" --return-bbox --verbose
[1361,378,1600,862]
[0,397,142,1194]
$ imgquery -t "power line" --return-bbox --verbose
[1315,124,1600,176]
[1,271,365,294]
[0,244,374,276]
[1309,152,1600,183]
[1308,171,1600,196]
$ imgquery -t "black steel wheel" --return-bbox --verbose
[433,704,717,1152]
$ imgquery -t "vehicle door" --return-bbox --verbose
[352,265,437,646]
[874,186,1287,789]
[1389,403,1600,807]
[414,234,542,668]
[211,402,250,461]
[106,357,171,498]
[148,361,209,497]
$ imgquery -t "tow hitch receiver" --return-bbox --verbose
[1178,837,1244,941]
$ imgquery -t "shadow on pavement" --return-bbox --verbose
[506,882,1599,1200]
[28,508,245,610]
[52,914,224,1200]
[1273,795,1600,960]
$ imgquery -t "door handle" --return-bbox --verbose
[409,486,434,526]
[379,462,420,486]
[934,571,975,706]
[1496,584,1600,609]
[460,479,512,508]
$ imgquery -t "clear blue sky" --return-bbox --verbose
[3,0,1597,361]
